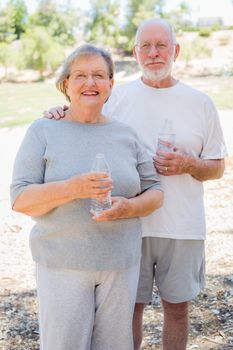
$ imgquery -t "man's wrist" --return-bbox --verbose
[185,155,206,180]
[182,154,197,175]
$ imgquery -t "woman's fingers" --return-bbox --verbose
[69,172,113,199]
[88,172,110,180]
[89,172,113,195]
[92,197,127,221]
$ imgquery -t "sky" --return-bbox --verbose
[2,0,233,25]
[165,0,233,25]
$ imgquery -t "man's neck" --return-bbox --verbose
[141,75,178,89]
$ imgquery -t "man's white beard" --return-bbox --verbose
[140,58,173,82]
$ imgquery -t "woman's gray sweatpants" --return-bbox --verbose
[36,263,140,350]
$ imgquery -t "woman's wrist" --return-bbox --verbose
[64,176,80,200]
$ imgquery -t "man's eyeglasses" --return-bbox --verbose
[135,42,174,53]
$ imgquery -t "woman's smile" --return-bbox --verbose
[81,90,99,96]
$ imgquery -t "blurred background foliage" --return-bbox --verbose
[0,0,232,128]
[0,0,232,80]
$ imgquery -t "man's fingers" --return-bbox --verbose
[47,107,66,119]
[43,111,53,119]
[43,107,66,119]
[54,108,65,119]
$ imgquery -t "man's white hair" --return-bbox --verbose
[134,18,177,45]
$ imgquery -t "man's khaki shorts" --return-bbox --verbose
[136,237,205,304]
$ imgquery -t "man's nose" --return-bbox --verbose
[148,45,159,57]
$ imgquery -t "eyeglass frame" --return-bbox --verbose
[67,71,112,82]
[135,41,176,53]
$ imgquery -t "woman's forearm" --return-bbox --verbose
[12,172,113,217]
[93,188,164,221]
[12,180,75,217]
[126,188,163,218]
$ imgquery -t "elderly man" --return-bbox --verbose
[45,18,227,350]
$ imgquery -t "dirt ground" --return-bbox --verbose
[0,109,233,349]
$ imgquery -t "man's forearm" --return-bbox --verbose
[184,156,225,182]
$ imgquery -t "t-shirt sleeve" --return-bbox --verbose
[135,134,162,193]
[200,98,227,160]
[10,123,46,206]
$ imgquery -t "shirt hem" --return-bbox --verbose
[142,233,206,240]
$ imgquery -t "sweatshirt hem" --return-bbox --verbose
[141,233,206,240]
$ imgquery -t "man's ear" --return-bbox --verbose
[133,46,138,61]
[174,43,180,62]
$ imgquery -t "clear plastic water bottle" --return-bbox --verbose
[90,153,112,216]
[157,119,176,152]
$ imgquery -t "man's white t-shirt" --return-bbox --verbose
[104,78,227,240]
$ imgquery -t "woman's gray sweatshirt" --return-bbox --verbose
[10,118,161,271]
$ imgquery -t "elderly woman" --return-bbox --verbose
[10,44,163,350]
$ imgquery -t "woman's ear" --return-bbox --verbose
[105,79,114,104]
[64,79,70,101]
[64,78,68,90]
[110,78,114,90]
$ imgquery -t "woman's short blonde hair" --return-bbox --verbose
[56,44,115,101]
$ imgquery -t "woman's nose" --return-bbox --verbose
[85,75,96,85]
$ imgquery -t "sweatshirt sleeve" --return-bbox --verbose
[10,122,46,206]
[135,133,162,193]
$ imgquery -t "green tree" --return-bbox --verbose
[29,1,78,45]
[164,1,192,32]
[9,0,28,39]
[0,2,16,43]
[19,26,65,78]
[122,0,166,52]
[85,0,120,47]
[0,42,14,79]
[179,37,212,67]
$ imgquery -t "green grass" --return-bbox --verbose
[204,84,233,110]
[186,76,233,110]
[0,82,66,128]
[1,77,233,128]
